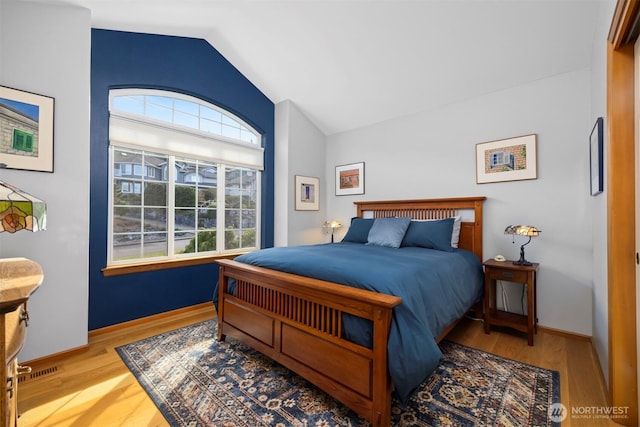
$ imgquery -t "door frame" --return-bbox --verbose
[608,1,639,425]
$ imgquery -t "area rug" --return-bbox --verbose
[116,319,559,426]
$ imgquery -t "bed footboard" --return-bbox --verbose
[216,258,402,426]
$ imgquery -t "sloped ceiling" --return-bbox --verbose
[24,0,603,135]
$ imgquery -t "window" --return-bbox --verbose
[107,89,263,266]
[13,129,34,152]
[490,151,514,170]
[110,92,258,145]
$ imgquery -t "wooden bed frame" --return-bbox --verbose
[216,197,485,426]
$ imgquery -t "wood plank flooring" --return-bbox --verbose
[17,306,614,426]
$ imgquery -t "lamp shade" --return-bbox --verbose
[504,225,541,236]
[323,220,342,229]
[0,181,47,233]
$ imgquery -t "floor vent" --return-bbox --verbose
[18,366,58,383]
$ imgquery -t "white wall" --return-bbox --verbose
[274,101,290,246]
[0,0,3,75]
[275,100,328,246]
[0,1,90,361]
[326,69,594,336]
[590,0,616,387]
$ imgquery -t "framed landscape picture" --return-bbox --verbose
[0,85,55,173]
[335,162,365,196]
[476,134,537,184]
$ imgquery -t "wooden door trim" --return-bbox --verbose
[608,1,639,425]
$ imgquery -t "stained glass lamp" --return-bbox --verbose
[504,225,540,266]
[323,220,342,243]
[0,181,47,233]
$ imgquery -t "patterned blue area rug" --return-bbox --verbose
[116,319,559,426]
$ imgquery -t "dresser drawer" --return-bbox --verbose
[487,268,528,283]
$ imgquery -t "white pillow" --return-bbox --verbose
[451,215,462,248]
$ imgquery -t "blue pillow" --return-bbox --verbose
[401,217,455,252]
[341,218,374,243]
[366,217,411,248]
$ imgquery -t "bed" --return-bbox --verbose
[215,197,485,426]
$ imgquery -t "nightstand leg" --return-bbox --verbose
[527,273,535,346]
[484,277,492,334]
[534,272,538,333]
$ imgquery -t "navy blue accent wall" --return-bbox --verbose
[89,29,274,330]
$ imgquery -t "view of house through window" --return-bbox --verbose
[108,89,263,265]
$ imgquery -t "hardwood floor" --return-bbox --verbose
[18,304,216,427]
[18,307,614,426]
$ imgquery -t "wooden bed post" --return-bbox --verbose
[216,264,227,342]
[372,307,393,426]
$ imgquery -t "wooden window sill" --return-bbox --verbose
[102,253,245,277]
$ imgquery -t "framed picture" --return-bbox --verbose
[295,175,319,210]
[335,162,365,196]
[0,85,55,173]
[476,134,537,184]
[590,117,604,196]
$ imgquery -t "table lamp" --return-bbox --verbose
[504,225,540,266]
[323,220,341,243]
[0,180,47,233]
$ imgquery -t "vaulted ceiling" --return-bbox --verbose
[26,0,604,135]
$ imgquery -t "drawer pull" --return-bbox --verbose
[502,272,514,279]
[17,365,32,376]
[6,377,13,398]
[19,309,29,327]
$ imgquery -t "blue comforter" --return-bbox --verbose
[214,242,483,404]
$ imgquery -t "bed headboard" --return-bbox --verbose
[354,197,486,261]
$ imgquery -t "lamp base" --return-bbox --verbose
[513,241,533,266]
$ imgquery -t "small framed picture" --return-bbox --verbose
[295,175,319,210]
[0,85,55,173]
[475,134,537,184]
[335,162,365,196]
[590,117,604,196]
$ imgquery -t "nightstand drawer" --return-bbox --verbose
[487,268,528,283]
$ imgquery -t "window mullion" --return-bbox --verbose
[218,165,225,253]
[167,156,176,257]
[139,152,146,259]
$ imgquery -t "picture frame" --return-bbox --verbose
[335,162,365,196]
[0,85,55,173]
[476,134,537,184]
[590,117,604,196]
[295,175,319,210]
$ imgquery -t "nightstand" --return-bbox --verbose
[483,259,539,346]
